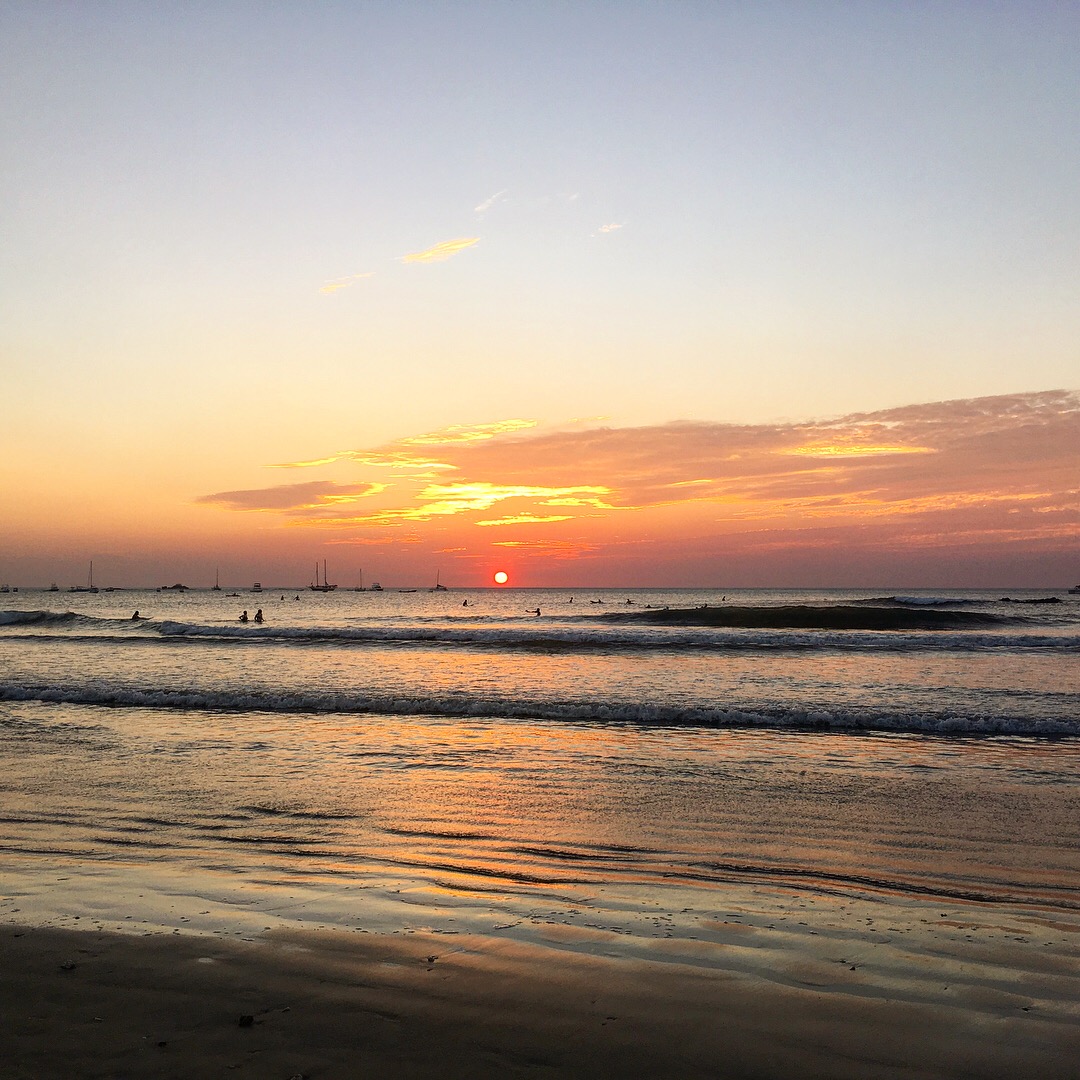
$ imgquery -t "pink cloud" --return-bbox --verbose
[196,391,1080,585]
[196,481,385,514]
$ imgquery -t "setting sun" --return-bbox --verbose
[494,571,508,584]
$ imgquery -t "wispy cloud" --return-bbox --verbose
[319,272,375,294]
[474,190,508,214]
[359,482,613,524]
[491,538,600,556]
[783,443,935,458]
[196,481,385,514]
[267,456,342,469]
[476,513,574,526]
[400,237,480,264]
[399,420,536,446]
[337,421,537,475]
[596,222,625,234]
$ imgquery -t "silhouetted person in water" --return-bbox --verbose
[131,611,142,620]
[254,609,263,623]
[239,610,249,622]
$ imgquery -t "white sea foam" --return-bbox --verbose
[2,681,1077,736]
[122,618,1080,653]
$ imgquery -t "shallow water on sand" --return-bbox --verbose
[3,701,1078,916]
[3,700,1079,1038]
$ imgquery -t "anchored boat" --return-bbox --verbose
[310,561,338,592]
[69,562,99,594]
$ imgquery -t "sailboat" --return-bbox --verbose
[431,570,448,592]
[69,561,99,594]
[211,569,222,592]
[309,560,338,592]
[353,570,364,592]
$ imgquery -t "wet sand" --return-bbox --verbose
[5,917,1079,1080]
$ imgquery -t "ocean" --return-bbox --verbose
[2,585,1079,1012]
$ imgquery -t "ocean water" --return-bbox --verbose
[3,586,1077,732]
[1,586,1079,964]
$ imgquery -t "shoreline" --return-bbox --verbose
[5,921,1080,1080]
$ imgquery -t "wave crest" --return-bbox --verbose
[2,681,1076,736]
[0,609,82,627]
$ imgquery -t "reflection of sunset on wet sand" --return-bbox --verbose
[4,698,1079,1077]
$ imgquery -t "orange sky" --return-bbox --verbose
[6,390,1073,589]
[3,7,1078,590]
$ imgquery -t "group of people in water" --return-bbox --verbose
[133,608,268,623]
[135,594,712,628]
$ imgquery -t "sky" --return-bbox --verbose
[2,1,1078,589]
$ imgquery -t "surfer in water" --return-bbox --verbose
[239,610,249,622]
[254,609,264,623]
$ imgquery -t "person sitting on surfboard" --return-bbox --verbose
[239,610,249,622]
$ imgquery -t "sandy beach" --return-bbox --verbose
[5,903,1080,1080]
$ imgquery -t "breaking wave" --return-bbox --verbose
[0,609,86,627]
[618,603,1011,630]
[3,609,1077,653]
[2,680,1077,736]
